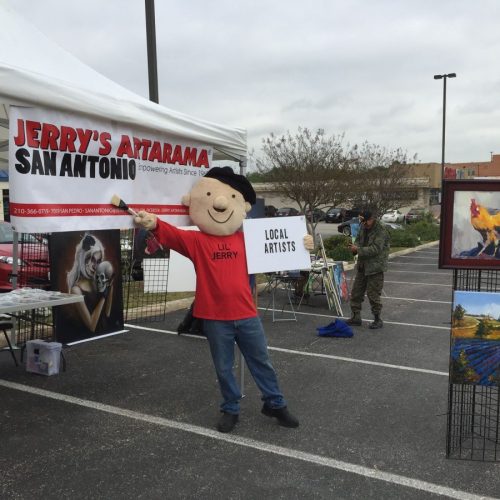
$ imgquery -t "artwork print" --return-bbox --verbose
[50,230,124,344]
[450,291,500,386]
[439,180,500,269]
[452,191,500,260]
[332,263,349,303]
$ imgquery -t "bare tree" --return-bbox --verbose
[257,128,352,236]
[347,142,418,216]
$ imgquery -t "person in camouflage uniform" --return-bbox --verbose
[346,209,389,329]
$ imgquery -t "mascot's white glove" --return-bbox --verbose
[134,210,158,231]
[303,234,314,251]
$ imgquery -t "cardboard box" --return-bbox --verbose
[26,340,62,376]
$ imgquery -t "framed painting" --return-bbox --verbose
[439,179,500,269]
[450,290,500,386]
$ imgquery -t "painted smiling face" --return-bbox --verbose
[182,177,251,236]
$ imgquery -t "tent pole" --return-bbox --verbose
[145,0,159,103]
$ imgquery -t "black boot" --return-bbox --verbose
[346,313,362,326]
[261,405,299,428]
[369,314,383,329]
[217,412,239,433]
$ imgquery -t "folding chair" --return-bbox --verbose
[264,271,301,322]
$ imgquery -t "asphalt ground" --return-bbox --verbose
[1,243,500,499]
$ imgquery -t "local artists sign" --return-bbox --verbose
[8,106,213,232]
[243,216,312,274]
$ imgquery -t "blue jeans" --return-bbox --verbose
[203,316,286,415]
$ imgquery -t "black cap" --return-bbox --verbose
[359,209,374,221]
[204,166,256,205]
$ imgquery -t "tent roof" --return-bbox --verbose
[0,0,247,170]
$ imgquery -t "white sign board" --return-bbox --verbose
[166,226,198,292]
[143,226,198,293]
[243,216,312,274]
[8,106,213,232]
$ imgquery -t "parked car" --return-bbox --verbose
[276,207,299,217]
[324,207,344,223]
[337,217,360,236]
[405,207,425,224]
[264,205,277,217]
[381,209,405,223]
[0,221,50,292]
[305,208,326,222]
[381,221,404,230]
[341,208,362,222]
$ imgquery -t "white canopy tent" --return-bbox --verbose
[0,0,247,173]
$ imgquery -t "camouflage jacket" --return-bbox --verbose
[355,219,390,275]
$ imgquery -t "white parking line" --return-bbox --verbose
[1,379,491,500]
[393,255,439,260]
[383,296,451,304]
[126,323,450,376]
[387,270,451,275]
[389,262,440,266]
[385,280,451,287]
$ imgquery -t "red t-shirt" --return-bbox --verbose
[152,221,257,320]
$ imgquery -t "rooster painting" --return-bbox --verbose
[470,198,500,256]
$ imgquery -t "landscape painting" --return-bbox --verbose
[450,290,500,386]
[439,179,500,269]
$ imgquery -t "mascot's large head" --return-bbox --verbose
[182,166,256,236]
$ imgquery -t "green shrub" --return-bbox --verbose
[327,246,354,261]
[406,220,440,242]
[323,234,349,251]
[388,228,420,247]
[322,235,353,261]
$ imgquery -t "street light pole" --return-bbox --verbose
[145,0,159,103]
[434,73,456,180]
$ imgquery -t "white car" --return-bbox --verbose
[381,209,405,223]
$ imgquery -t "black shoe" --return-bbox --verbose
[217,412,239,433]
[346,316,362,326]
[261,405,299,428]
[369,317,383,329]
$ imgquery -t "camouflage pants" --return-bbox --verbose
[350,271,384,316]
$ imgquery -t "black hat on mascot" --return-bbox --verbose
[204,166,256,206]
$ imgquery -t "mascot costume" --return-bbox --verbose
[135,166,312,433]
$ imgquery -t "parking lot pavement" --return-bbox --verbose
[1,242,500,499]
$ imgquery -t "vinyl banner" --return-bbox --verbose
[8,106,213,233]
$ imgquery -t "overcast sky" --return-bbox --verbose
[10,0,500,167]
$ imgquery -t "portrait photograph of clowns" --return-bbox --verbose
[49,230,124,344]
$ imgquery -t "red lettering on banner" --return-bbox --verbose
[171,145,183,165]
[60,126,77,152]
[40,123,60,150]
[10,202,189,218]
[163,143,172,163]
[133,137,141,159]
[183,147,197,166]
[116,135,133,158]
[77,128,92,153]
[26,120,41,148]
[99,132,112,155]
[141,139,151,160]
[197,150,209,168]
[149,142,162,162]
[13,119,26,146]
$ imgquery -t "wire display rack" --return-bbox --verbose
[120,228,171,324]
[447,269,500,461]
